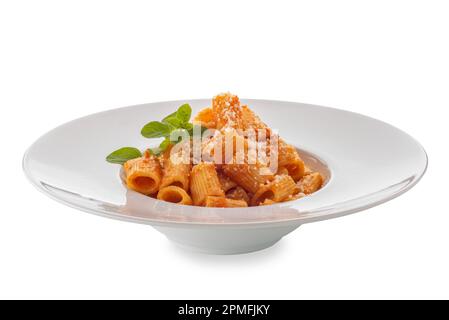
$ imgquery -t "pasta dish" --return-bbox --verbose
[106,93,324,207]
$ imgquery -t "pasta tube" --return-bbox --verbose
[277,140,305,181]
[124,155,162,195]
[157,186,193,205]
[222,163,274,194]
[212,93,244,129]
[205,196,248,208]
[190,163,225,206]
[251,174,298,206]
[240,105,272,139]
[297,172,323,194]
[160,148,191,191]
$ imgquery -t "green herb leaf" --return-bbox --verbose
[162,116,182,129]
[162,110,179,125]
[141,121,170,138]
[106,147,142,164]
[183,122,193,130]
[162,104,191,127]
[176,104,192,124]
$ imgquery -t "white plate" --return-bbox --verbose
[23,99,427,254]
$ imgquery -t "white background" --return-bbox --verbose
[1,0,448,299]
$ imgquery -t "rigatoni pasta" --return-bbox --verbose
[222,162,274,194]
[297,172,324,195]
[157,186,193,205]
[251,174,298,206]
[205,196,248,208]
[212,93,244,129]
[160,148,191,191]
[190,163,225,206]
[124,154,162,195]
[277,140,305,181]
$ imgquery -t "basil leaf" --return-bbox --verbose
[162,111,178,124]
[183,122,193,130]
[163,116,182,129]
[106,147,142,164]
[141,121,170,138]
[162,104,191,129]
[176,104,191,124]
